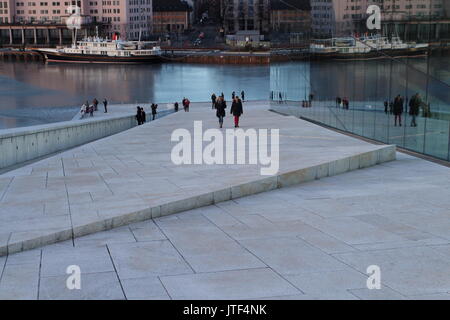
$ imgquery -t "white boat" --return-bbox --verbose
[37,37,162,64]
[310,35,429,60]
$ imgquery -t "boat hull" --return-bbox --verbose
[40,51,162,64]
[310,47,429,61]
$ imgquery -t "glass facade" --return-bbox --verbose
[270,0,450,161]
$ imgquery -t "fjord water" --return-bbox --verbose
[1,54,449,130]
[0,61,270,129]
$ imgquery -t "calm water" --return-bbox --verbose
[0,62,270,129]
[2,54,449,130]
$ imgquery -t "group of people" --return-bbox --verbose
[335,97,350,109]
[211,91,245,109]
[135,103,158,125]
[80,98,108,119]
[212,92,244,128]
[384,93,428,127]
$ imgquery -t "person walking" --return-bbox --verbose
[103,98,108,113]
[393,95,404,126]
[230,96,243,128]
[336,97,341,108]
[215,96,226,128]
[279,92,283,104]
[384,101,388,114]
[241,90,245,101]
[211,93,217,109]
[409,93,421,127]
[92,98,99,111]
[89,103,94,117]
[136,106,142,125]
[151,103,158,120]
[184,98,190,112]
[232,91,236,100]
[174,102,179,112]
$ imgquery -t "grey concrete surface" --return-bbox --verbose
[0,102,393,256]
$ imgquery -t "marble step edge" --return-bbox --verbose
[0,144,396,257]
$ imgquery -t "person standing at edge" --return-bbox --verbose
[241,90,245,102]
[215,96,226,128]
[393,95,404,127]
[174,102,179,112]
[409,93,421,127]
[136,106,142,125]
[211,93,217,109]
[151,103,158,120]
[231,96,243,128]
[232,91,235,100]
[103,98,108,113]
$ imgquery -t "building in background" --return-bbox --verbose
[221,0,270,34]
[270,0,310,33]
[193,0,221,23]
[0,0,153,41]
[152,0,191,35]
[311,0,450,41]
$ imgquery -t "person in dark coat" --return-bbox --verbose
[384,101,388,114]
[141,107,146,123]
[151,103,158,120]
[103,98,108,113]
[393,95,404,126]
[174,102,179,112]
[211,93,217,109]
[241,90,245,101]
[136,106,142,125]
[409,93,421,127]
[232,91,236,100]
[215,96,226,128]
[230,97,243,128]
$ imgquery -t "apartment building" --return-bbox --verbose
[152,0,191,34]
[0,0,153,40]
[221,0,270,34]
[311,0,447,37]
[270,0,311,33]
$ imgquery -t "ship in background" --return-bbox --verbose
[309,35,429,60]
[37,36,162,64]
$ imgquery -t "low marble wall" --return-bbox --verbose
[0,115,137,170]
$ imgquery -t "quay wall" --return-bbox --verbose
[0,114,137,171]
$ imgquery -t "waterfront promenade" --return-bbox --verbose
[1,101,450,299]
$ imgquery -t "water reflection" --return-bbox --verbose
[0,62,270,129]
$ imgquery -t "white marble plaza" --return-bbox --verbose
[2,101,449,300]
[0,102,392,256]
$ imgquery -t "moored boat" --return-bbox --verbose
[309,35,429,60]
[37,37,162,64]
